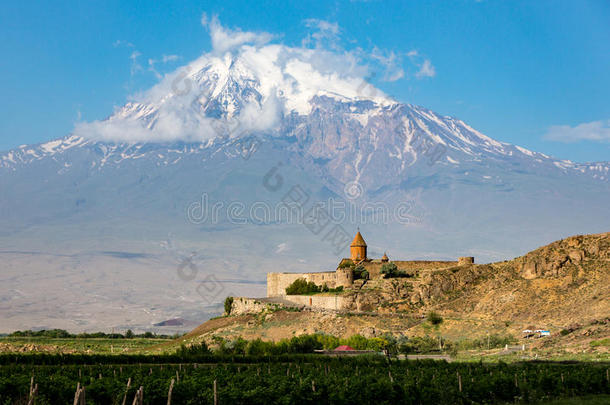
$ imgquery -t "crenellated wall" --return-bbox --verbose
[280,294,348,311]
[458,256,475,265]
[266,259,473,297]
[267,271,339,297]
[231,296,349,314]
[230,297,278,315]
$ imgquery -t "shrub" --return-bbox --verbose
[345,334,369,350]
[455,334,517,350]
[224,296,234,315]
[177,341,211,356]
[380,263,408,278]
[314,334,341,350]
[338,260,354,269]
[287,335,323,353]
[427,311,444,326]
[353,265,369,280]
[285,278,320,295]
[398,336,440,353]
[245,338,276,355]
[9,329,72,338]
[590,338,610,347]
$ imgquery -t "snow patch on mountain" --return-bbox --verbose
[72,40,393,144]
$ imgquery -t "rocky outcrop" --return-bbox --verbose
[407,265,490,304]
[515,233,609,279]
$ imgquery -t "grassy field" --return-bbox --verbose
[2,335,609,364]
[0,336,171,354]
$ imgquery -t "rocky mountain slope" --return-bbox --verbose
[175,232,609,355]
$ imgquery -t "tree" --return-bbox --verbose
[178,341,211,357]
[380,263,408,278]
[426,311,444,351]
[285,278,320,295]
[288,334,322,353]
[245,338,273,356]
[353,265,369,280]
[345,334,369,350]
[224,296,234,315]
[426,311,443,326]
[125,329,134,339]
[338,260,354,269]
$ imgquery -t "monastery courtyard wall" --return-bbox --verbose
[267,271,338,297]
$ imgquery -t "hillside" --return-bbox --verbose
[171,232,610,357]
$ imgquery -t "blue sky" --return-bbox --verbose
[1,0,609,162]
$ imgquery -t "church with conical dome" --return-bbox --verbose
[350,230,367,262]
[265,230,474,298]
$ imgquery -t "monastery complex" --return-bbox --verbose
[266,231,475,297]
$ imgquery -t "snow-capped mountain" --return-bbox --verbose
[3,50,607,186]
[1,48,608,333]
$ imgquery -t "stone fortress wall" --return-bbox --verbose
[267,271,348,297]
[230,295,350,315]
[266,259,475,297]
[255,231,477,311]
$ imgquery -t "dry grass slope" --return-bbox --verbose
[172,232,609,357]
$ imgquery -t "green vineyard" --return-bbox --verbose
[0,355,608,404]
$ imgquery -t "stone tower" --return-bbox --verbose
[350,230,367,262]
[336,267,354,288]
[458,256,475,265]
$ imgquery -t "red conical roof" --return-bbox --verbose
[334,345,355,351]
[350,231,367,247]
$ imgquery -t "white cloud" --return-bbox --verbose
[370,47,404,82]
[113,40,135,48]
[304,19,339,35]
[129,51,143,76]
[407,50,436,79]
[148,54,181,79]
[275,243,288,253]
[201,13,273,53]
[74,17,411,143]
[415,59,436,79]
[162,54,179,63]
[545,120,610,143]
[303,19,340,49]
